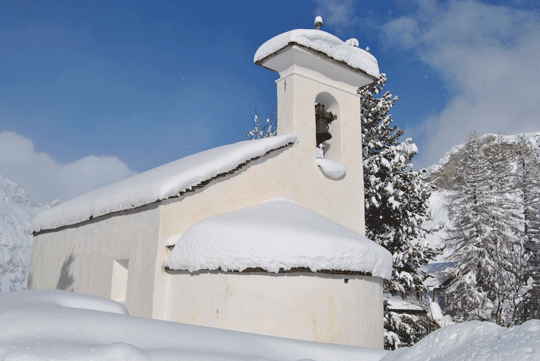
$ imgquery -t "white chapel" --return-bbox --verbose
[28,18,392,349]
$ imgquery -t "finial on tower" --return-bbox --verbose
[314,16,323,30]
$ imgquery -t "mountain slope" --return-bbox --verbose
[0,175,58,293]
[424,131,540,190]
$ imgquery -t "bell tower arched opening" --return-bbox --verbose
[315,92,341,163]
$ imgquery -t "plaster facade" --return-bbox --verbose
[164,272,384,348]
[29,203,160,317]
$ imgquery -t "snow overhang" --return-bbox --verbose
[254,29,379,85]
[165,198,393,280]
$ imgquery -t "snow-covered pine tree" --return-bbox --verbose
[360,74,439,349]
[444,133,525,326]
[484,135,525,325]
[443,133,493,321]
[514,136,540,323]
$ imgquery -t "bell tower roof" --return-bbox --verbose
[254,29,379,82]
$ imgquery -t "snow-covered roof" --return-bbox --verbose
[32,135,297,233]
[254,29,379,78]
[423,262,456,289]
[165,198,393,279]
[385,294,425,312]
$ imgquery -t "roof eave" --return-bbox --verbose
[255,42,378,83]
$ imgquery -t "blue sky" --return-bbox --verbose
[1,0,539,202]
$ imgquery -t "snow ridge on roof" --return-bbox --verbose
[165,198,393,279]
[254,29,379,78]
[32,135,297,233]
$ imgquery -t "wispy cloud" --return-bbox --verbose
[382,0,540,168]
[0,131,136,203]
[313,0,358,34]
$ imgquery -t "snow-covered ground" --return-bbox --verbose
[0,290,387,361]
[0,175,57,293]
[1,290,539,361]
[381,320,540,361]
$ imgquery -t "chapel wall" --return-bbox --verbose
[28,203,161,318]
[163,272,384,348]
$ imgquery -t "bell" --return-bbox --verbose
[316,118,332,145]
[315,103,334,146]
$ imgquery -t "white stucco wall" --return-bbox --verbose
[164,271,384,348]
[28,203,161,318]
[275,68,365,232]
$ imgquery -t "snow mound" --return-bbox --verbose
[254,29,379,78]
[0,289,128,315]
[381,320,540,361]
[316,159,347,179]
[0,290,388,361]
[32,135,297,233]
[165,198,392,279]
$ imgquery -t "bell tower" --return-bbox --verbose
[254,16,379,166]
[254,17,380,235]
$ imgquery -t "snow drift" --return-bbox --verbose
[0,290,388,361]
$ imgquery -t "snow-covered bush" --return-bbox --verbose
[245,111,277,140]
[384,308,439,349]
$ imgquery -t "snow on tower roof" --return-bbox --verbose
[32,135,297,233]
[254,29,379,78]
[165,198,393,279]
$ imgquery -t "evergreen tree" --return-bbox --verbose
[443,133,494,321]
[360,74,439,349]
[444,133,525,326]
[514,136,540,323]
[484,135,525,325]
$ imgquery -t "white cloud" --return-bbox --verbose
[314,0,357,34]
[384,16,420,49]
[0,131,136,203]
[382,0,540,168]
